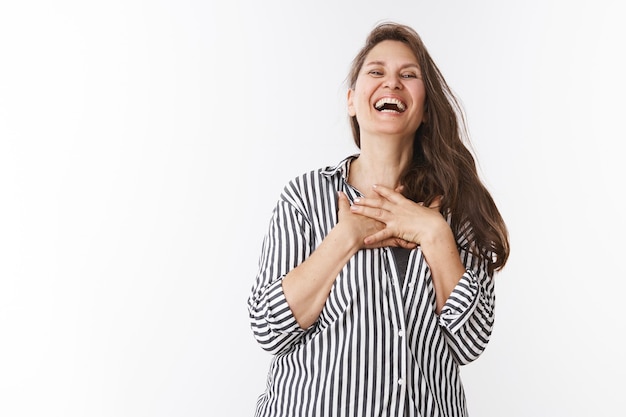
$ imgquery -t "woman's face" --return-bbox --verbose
[348,40,426,142]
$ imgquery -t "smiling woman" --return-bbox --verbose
[347,40,426,142]
[247,21,509,417]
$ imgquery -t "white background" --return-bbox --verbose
[1,1,625,416]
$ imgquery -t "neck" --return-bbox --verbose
[348,135,413,197]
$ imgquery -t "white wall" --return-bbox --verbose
[1,1,624,416]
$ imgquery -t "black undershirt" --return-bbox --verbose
[391,247,411,286]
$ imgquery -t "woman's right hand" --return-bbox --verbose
[337,191,416,250]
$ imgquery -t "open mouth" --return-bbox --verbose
[374,97,407,113]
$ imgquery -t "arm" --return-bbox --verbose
[416,219,466,314]
[248,191,380,354]
[247,197,313,355]
[350,185,496,364]
[437,240,495,365]
[281,212,360,329]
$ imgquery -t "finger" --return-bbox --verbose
[363,228,392,246]
[365,238,399,249]
[337,191,351,212]
[371,184,403,203]
[350,204,387,222]
[364,236,417,250]
[352,196,384,209]
[428,195,443,210]
[395,239,417,249]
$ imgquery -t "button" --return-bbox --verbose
[398,330,404,338]
[398,378,404,385]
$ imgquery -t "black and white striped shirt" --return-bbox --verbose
[248,155,495,417]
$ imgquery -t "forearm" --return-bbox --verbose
[282,223,359,329]
[420,223,466,314]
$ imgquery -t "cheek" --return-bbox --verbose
[412,93,427,115]
[416,85,427,104]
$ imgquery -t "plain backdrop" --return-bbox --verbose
[1,1,624,416]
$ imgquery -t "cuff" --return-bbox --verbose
[438,271,480,334]
[264,278,305,335]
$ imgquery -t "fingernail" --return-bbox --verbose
[354,198,361,203]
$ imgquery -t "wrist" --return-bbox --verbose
[419,220,455,255]
[330,222,362,254]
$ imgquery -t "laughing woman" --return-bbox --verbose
[248,21,510,417]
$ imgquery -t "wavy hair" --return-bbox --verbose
[347,22,509,273]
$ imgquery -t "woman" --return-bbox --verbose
[248,22,509,417]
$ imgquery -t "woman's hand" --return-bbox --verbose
[349,184,446,247]
[350,184,466,312]
[338,191,416,250]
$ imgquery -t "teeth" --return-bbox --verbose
[374,97,406,112]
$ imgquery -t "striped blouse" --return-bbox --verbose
[248,155,495,417]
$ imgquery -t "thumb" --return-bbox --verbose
[337,191,350,210]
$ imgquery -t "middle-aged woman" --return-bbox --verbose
[248,21,510,417]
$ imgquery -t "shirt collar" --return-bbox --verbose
[320,154,359,180]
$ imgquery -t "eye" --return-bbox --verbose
[368,70,384,77]
[401,72,418,79]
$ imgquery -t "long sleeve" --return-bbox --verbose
[436,221,496,365]
[247,195,314,355]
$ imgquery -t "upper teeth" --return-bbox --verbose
[374,98,406,112]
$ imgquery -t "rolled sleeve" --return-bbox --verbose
[438,271,481,334]
[248,277,305,354]
[248,189,314,355]
[438,248,496,365]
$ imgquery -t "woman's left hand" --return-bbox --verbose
[349,184,447,246]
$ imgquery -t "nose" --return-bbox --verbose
[383,74,402,90]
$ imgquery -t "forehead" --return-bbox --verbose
[364,40,419,65]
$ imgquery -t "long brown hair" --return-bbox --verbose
[348,22,509,273]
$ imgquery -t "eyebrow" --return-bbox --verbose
[364,60,420,69]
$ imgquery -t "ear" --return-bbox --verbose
[347,89,356,117]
